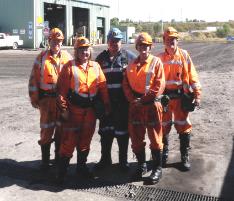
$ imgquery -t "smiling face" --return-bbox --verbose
[136,43,151,61]
[75,46,91,63]
[108,38,122,55]
[164,36,178,55]
[49,38,63,54]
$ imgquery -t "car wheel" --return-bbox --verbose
[12,42,18,49]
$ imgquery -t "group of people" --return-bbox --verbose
[28,26,201,185]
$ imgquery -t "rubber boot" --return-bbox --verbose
[40,144,51,171]
[162,134,169,167]
[147,150,162,184]
[131,150,147,181]
[117,134,130,171]
[55,156,70,185]
[179,133,191,171]
[95,134,114,170]
[53,127,61,166]
[76,150,93,179]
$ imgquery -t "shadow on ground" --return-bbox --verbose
[220,136,234,200]
[0,158,139,192]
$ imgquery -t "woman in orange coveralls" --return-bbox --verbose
[123,32,165,184]
[56,37,110,184]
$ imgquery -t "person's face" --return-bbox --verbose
[164,37,178,54]
[108,38,122,53]
[137,43,151,60]
[49,38,63,53]
[75,46,91,62]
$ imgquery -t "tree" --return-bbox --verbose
[216,24,231,37]
[110,18,119,27]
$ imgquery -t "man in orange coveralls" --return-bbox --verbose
[158,27,201,171]
[28,28,72,171]
[56,37,110,184]
[123,32,165,184]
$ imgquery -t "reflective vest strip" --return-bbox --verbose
[40,122,55,129]
[166,80,183,86]
[174,118,191,126]
[163,60,183,65]
[181,50,190,64]
[115,130,128,135]
[107,83,122,89]
[145,56,158,93]
[92,62,100,85]
[40,83,56,89]
[162,120,173,127]
[72,60,80,93]
[72,61,98,97]
[40,51,48,89]
[103,68,122,73]
[191,82,201,89]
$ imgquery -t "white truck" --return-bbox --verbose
[0,33,23,49]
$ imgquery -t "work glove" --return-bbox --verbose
[31,101,39,109]
[194,98,201,107]
[60,110,69,122]
[131,98,142,107]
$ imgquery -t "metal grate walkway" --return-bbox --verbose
[82,184,232,201]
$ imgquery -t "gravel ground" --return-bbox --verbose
[0,42,234,200]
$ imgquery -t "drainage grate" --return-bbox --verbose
[81,184,232,201]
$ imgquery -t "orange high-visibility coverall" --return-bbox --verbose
[123,55,165,153]
[57,60,109,158]
[158,48,201,135]
[28,50,72,145]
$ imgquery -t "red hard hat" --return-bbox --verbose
[48,28,64,40]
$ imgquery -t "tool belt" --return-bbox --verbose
[181,92,195,112]
[164,89,183,99]
[132,90,165,105]
[39,89,57,99]
[67,90,96,108]
[67,90,106,119]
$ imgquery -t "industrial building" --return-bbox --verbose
[0,0,110,48]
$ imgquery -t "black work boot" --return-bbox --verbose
[76,150,93,179]
[162,134,169,167]
[117,135,130,171]
[55,156,70,185]
[147,150,162,184]
[131,150,147,181]
[52,139,60,166]
[53,127,61,166]
[179,133,191,171]
[95,134,114,170]
[40,144,51,171]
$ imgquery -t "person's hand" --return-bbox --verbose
[31,101,39,109]
[194,98,201,107]
[60,110,69,121]
[131,98,142,107]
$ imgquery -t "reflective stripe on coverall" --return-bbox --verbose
[158,48,201,134]
[123,55,165,153]
[28,50,72,145]
[96,49,136,136]
[57,60,109,158]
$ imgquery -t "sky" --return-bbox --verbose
[89,0,234,22]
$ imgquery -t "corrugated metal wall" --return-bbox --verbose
[0,0,34,48]
[0,0,110,48]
